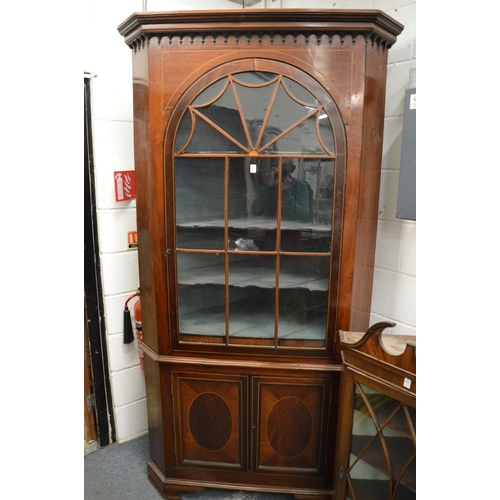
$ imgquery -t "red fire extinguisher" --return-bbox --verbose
[123,289,144,371]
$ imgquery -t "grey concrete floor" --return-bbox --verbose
[84,434,295,500]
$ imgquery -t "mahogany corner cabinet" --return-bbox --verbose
[117,9,404,500]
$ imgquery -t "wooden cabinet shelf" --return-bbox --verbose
[177,216,332,231]
[178,261,329,290]
[118,9,403,500]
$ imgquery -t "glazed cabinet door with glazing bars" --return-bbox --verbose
[342,383,416,500]
[168,66,345,358]
[334,324,416,500]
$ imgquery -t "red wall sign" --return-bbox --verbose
[128,231,138,249]
[114,171,136,202]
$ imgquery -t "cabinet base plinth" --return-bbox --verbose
[148,460,333,500]
[148,461,204,499]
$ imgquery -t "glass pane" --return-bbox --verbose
[175,110,192,152]
[347,384,416,500]
[177,253,225,338]
[229,157,277,251]
[274,117,325,154]
[312,158,335,226]
[265,83,311,145]
[248,156,280,253]
[268,110,335,156]
[297,114,326,154]
[177,252,225,286]
[283,77,318,106]
[192,77,227,106]
[177,227,225,251]
[233,71,277,85]
[176,77,247,153]
[228,254,276,340]
[233,77,278,149]
[185,116,246,153]
[281,158,334,252]
[196,86,248,149]
[278,256,328,342]
[175,158,225,249]
[178,284,225,338]
[280,157,311,222]
[318,113,335,154]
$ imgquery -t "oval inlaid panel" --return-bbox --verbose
[267,397,313,458]
[189,392,232,451]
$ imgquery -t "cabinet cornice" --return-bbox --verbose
[118,9,404,50]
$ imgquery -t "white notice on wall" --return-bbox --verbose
[403,377,412,389]
[410,94,416,110]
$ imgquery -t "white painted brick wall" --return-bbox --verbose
[371,0,416,337]
[87,0,416,443]
[86,0,146,444]
[114,399,149,443]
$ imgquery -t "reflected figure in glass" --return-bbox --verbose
[251,158,310,222]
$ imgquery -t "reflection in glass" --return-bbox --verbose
[279,255,329,290]
[174,72,336,157]
[246,157,334,253]
[177,253,225,286]
[185,114,246,153]
[174,111,192,152]
[173,70,339,348]
[177,227,225,250]
[280,158,311,222]
[251,157,310,222]
[175,157,224,223]
[347,384,416,500]
[177,253,225,337]
[192,77,227,106]
[178,284,225,337]
[318,113,335,154]
[283,77,318,106]
[250,156,282,225]
[228,255,276,340]
[278,256,328,341]
[229,158,277,251]
[232,71,277,85]
[194,83,248,151]
[228,158,258,221]
[265,84,311,143]
[233,81,277,148]
[299,115,328,154]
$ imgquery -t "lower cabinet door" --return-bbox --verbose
[172,370,333,481]
[253,375,332,476]
[172,371,248,470]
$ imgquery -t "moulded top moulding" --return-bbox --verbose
[117,9,404,49]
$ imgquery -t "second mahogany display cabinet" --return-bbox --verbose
[118,9,403,500]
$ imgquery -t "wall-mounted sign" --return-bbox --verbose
[128,231,138,249]
[409,93,416,110]
[114,171,136,202]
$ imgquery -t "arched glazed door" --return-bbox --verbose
[166,62,346,357]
